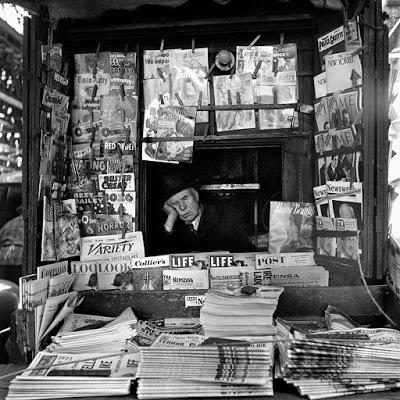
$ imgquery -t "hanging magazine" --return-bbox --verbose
[236,45,274,77]
[142,100,196,163]
[41,196,56,262]
[269,201,315,254]
[317,25,345,70]
[143,49,177,80]
[213,73,256,132]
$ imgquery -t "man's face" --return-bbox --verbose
[321,237,333,255]
[341,236,358,260]
[167,188,200,223]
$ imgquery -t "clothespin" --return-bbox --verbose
[230,64,236,79]
[47,26,54,46]
[124,124,131,145]
[118,203,125,239]
[93,42,102,78]
[203,123,209,142]
[62,62,69,78]
[124,43,129,56]
[252,60,262,79]
[175,93,184,107]
[120,108,126,124]
[342,6,349,28]
[227,89,232,105]
[160,39,165,54]
[120,172,125,197]
[191,38,196,54]
[205,63,215,80]
[236,92,241,105]
[280,33,285,47]
[91,84,98,99]
[120,83,125,101]
[247,34,261,49]
[351,45,366,57]
[198,92,203,108]
[157,68,166,82]
[159,94,165,105]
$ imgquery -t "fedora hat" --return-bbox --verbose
[215,49,235,71]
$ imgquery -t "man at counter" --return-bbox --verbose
[161,176,255,254]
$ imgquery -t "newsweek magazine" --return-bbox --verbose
[131,267,163,290]
[213,73,256,132]
[142,100,196,163]
[317,25,345,70]
[170,48,209,123]
[79,213,134,237]
[80,231,145,261]
[97,259,133,290]
[104,190,136,216]
[143,49,177,80]
[269,201,315,254]
[236,45,274,77]
[70,261,98,291]
[259,108,298,130]
[325,51,362,94]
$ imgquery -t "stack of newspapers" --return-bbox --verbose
[47,307,137,354]
[6,351,139,400]
[137,341,275,398]
[200,286,284,337]
[276,320,400,399]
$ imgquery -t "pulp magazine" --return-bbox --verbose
[213,73,256,132]
[269,201,315,254]
[142,100,196,163]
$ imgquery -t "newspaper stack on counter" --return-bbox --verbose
[6,350,139,400]
[200,286,284,338]
[137,338,274,398]
[47,307,137,354]
[276,319,400,399]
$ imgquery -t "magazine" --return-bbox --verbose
[314,96,330,131]
[209,253,256,268]
[313,71,327,99]
[143,78,170,107]
[71,97,101,144]
[73,191,108,215]
[325,52,362,94]
[331,89,362,129]
[131,268,163,290]
[169,252,227,269]
[270,265,329,287]
[236,45,274,77]
[269,201,315,254]
[42,87,69,113]
[37,261,68,279]
[74,73,111,98]
[345,20,362,53]
[97,259,133,290]
[317,25,345,70]
[209,267,241,289]
[256,252,316,269]
[162,269,209,290]
[240,268,270,286]
[109,51,137,96]
[142,100,196,163]
[143,49,177,80]
[41,43,62,72]
[132,255,171,269]
[100,94,138,126]
[41,196,56,262]
[70,261,99,291]
[79,213,134,237]
[104,190,136,216]
[74,52,111,74]
[48,272,75,297]
[273,44,297,73]
[213,73,256,132]
[259,108,298,130]
[80,231,145,261]
[170,48,209,123]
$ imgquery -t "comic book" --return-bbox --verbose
[143,49,177,80]
[213,73,256,132]
[104,190,136,216]
[42,87,69,113]
[317,25,345,70]
[142,100,196,163]
[71,97,101,144]
[79,213,134,237]
[73,191,107,215]
[106,154,134,173]
[41,196,56,262]
[325,52,362,94]
[170,48,209,123]
[269,201,315,254]
[53,203,81,260]
[98,172,135,192]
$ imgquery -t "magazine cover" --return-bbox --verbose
[236,45,274,77]
[142,100,196,163]
[100,94,138,125]
[74,73,111,98]
[317,25,345,70]
[209,253,256,268]
[79,213,134,237]
[213,73,256,132]
[259,108,298,130]
[143,49,178,80]
[269,201,315,254]
[132,255,171,269]
[325,52,362,94]
[106,155,134,174]
[256,252,316,269]
[316,236,337,257]
[41,196,56,262]
[331,89,362,129]
[270,265,329,287]
[170,252,227,269]
[345,20,362,53]
[98,173,135,192]
[104,190,136,216]
[314,96,330,131]
[42,43,62,72]
[73,191,107,215]
[336,235,359,260]
[80,231,145,261]
[70,261,99,291]
[170,48,209,123]
[37,261,68,279]
[71,98,101,143]
[314,133,324,154]
[273,44,297,73]
[334,128,355,150]
[42,87,69,113]
[54,204,81,260]
[313,184,328,201]
[313,71,327,99]
[131,268,163,290]
[240,269,270,287]
[97,259,133,290]
[143,78,170,107]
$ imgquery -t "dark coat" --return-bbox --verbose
[162,203,255,254]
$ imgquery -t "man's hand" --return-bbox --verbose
[163,201,178,233]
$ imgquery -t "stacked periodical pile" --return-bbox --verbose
[277,325,400,399]
[200,286,284,338]
[136,343,274,398]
